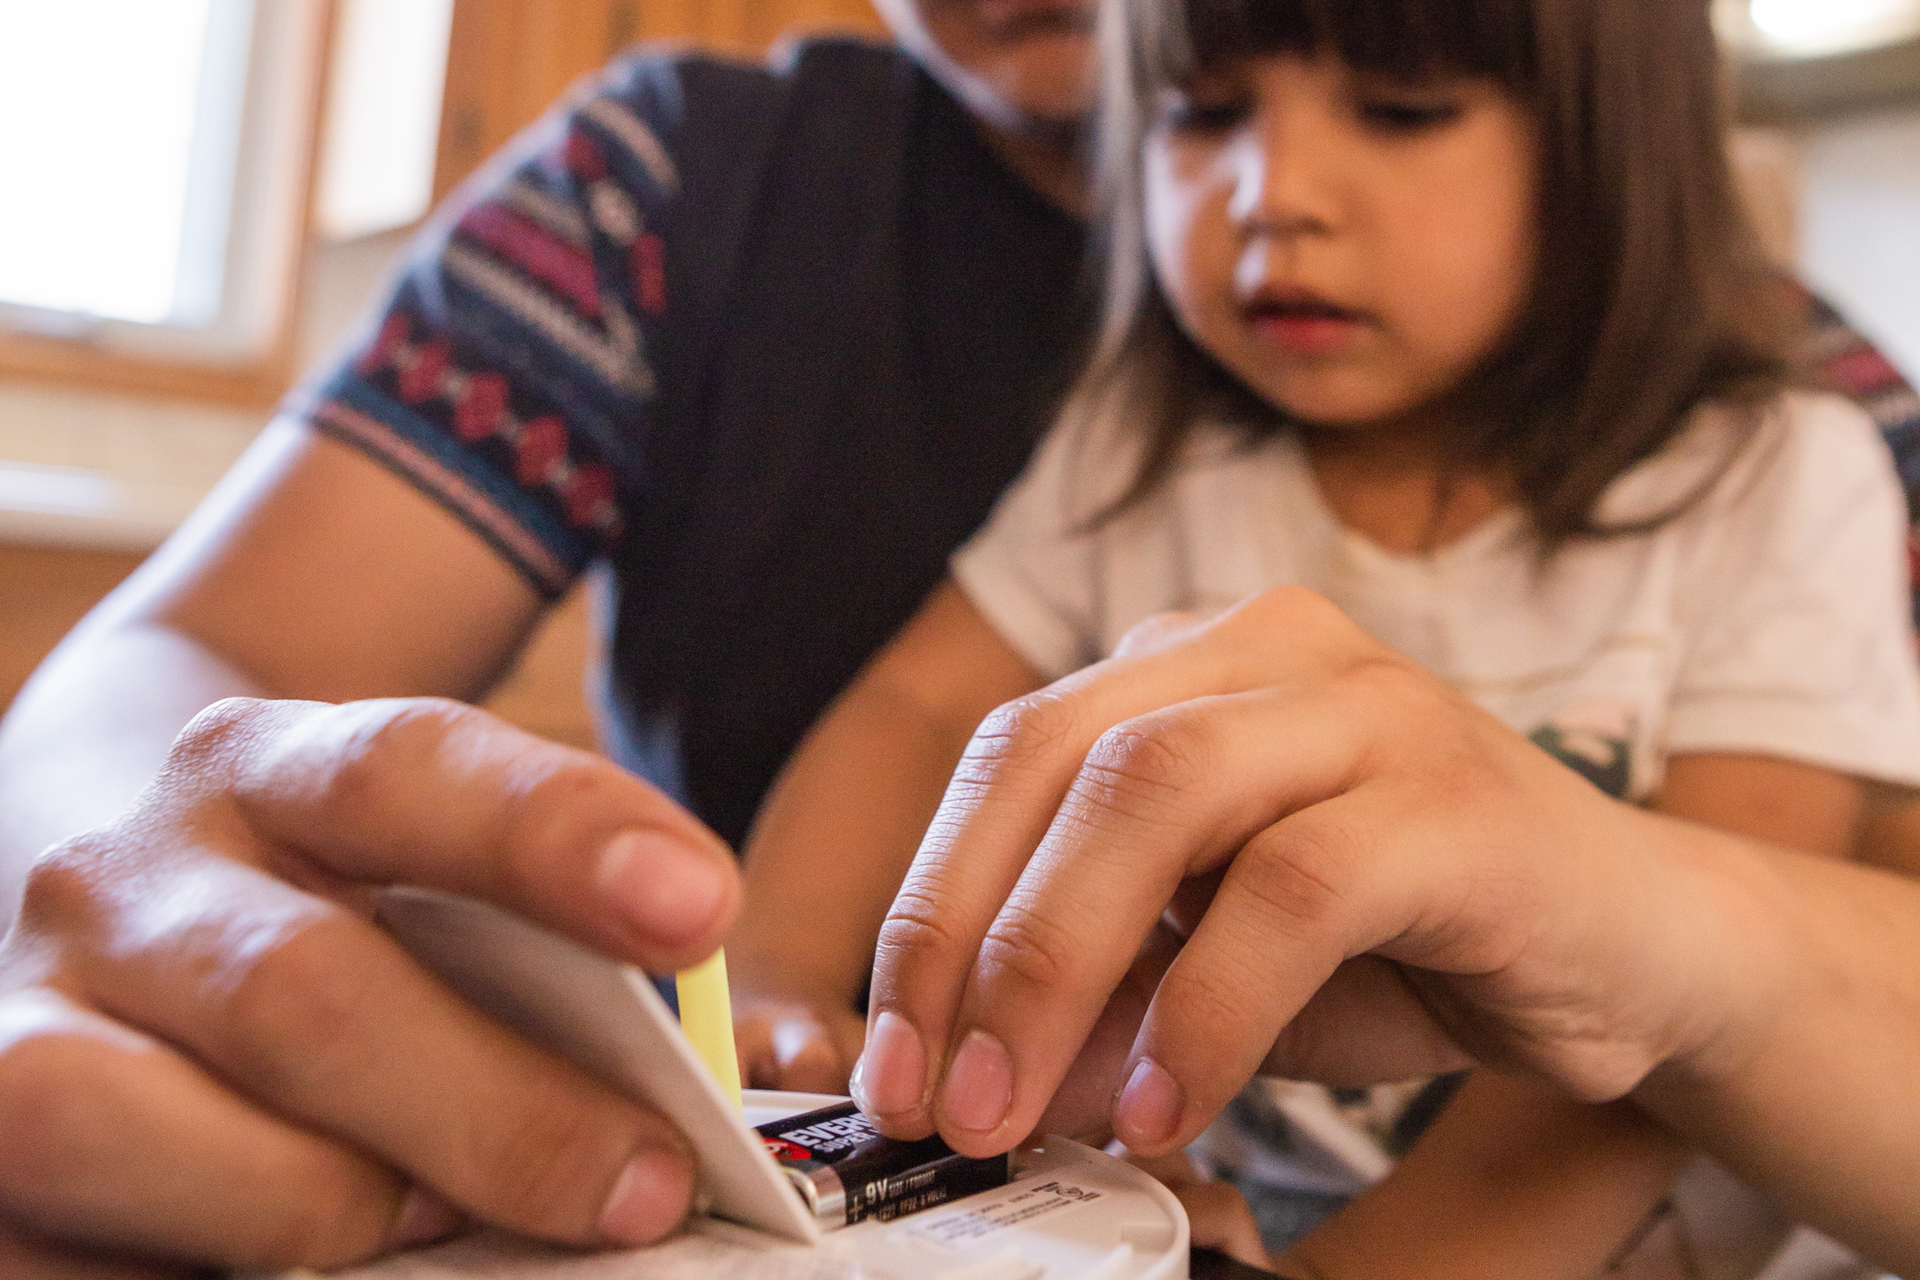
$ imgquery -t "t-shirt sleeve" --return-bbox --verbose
[950,418,1140,680]
[1666,392,1920,787]
[285,56,687,598]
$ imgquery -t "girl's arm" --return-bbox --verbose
[1277,1075,1687,1280]
[729,580,1043,1091]
[1275,751,1863,1280]
[1656,752,1862,859]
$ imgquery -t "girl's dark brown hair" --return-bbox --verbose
[1078,0,1794,546]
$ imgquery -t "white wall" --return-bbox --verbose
[1797,103,1920,377]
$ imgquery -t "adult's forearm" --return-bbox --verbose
[1632,825,1920,1272]
[0,621,267,920]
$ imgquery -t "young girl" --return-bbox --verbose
[730,0,1920,1272]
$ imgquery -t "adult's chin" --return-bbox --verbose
[886,0,1096,134]
[970,32,1094,132]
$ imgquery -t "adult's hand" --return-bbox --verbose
[855,586,1920,1268]
[852,586,1769,1150]
[0,697,740,1276]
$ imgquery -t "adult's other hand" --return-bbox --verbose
[0,697,739,1275]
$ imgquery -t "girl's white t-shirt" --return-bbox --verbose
[952,390,1920,798]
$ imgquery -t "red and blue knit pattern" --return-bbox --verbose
[1805,292,1920,500]
[295,63,681,597]
[1800,291,1920,623]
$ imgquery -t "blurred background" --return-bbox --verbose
[0,0,1913,751]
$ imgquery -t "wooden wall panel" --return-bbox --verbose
[0,547,144,717]
[630,0,885,55]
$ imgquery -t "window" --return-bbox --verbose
[0,1,243,327]
[0,0,330,401]
[0,0,888,406]
[316,0,456,241]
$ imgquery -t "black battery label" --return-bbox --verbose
[754,1101,1010,1229]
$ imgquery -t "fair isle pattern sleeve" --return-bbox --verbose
[288,59,681,598]
[1800,289,1920,629]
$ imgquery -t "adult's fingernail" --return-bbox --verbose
[852,1010,926,1118]
[598,1147,693,1245]
[940,1028,1013,1134]
[1114,1058,1183,1149]
[389,1186,464,1248]
[596,830,730,948]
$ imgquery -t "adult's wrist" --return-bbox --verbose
[1606,808,1798,1100]
[1622,829,1920,1268]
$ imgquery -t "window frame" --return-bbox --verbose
[0,0,337,407]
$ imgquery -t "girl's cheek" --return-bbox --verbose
[1142,142,1221,321]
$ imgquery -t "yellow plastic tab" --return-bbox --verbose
[675,948,742,1109]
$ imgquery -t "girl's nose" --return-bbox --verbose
[1225,117,1338,240]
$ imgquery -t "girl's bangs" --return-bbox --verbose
[1135,0,1536,90]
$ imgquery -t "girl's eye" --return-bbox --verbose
[1159,94,1251,134]
[1357,99,1464,133]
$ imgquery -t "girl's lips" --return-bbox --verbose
[1245,295,1369,357]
